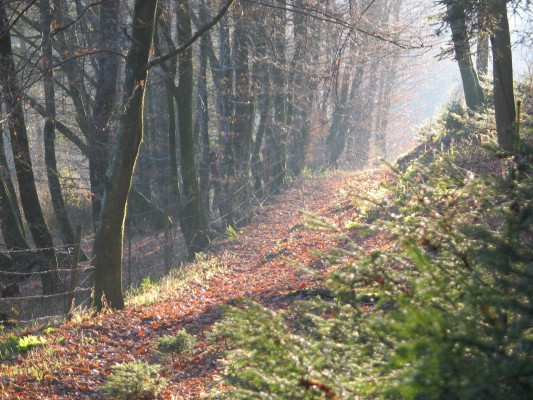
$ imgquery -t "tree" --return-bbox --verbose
[442,0,519,151]
[93,0,237,309]
[90,0,121,228]
[40,0,82,255]
[0,106,27,253]
[0,0,61,294]
[93,0,159,310]
[487,0,518,151]
[175,0,210,256]
[446,0,486,109]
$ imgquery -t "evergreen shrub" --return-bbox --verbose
[208,117,533,399]
[155,329,197,362]
[102,360,166,399]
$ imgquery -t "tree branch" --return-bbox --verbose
[142,0,236,72]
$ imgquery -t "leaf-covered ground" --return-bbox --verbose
[1,169,391,399]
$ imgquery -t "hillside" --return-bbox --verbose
[1,170,389,399]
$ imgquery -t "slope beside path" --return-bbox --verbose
[1,169,390,399]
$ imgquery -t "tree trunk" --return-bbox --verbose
[54,0,93,141]
[374,1,401,162]
[447,3,485,110]
[195,35,211,223]
[218,14,236,227]
[0,125,28,252]
[232,1,254,195]
[476,3,489,78]
[476,34,489,77]
[40,0,84,258]
[327,66,352,167]
[270,7,287,191]
[90,0,120,227]
[176,0,209,256]
[93,0,158,311]
[251,59,271,199]
[194,3,233,225]
[287,1,312,175]
[488,0,518,152]
[0,1,61,294]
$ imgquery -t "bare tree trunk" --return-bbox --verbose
[287,3,311,176]
[176,0,209,256]
[0,1,60,294]
[476,36,489,79]
[218,13,236,227]
[0,121,27,252]
[232,0,254,215]
[476,2,489,78]
[488,0,518,152]
[40,0,84,258]
[327,66,352,168]
[54,0,93,141]
[271,6,287,191]
[93,0,158,311]
[195,35,211,223]
[251,57,270,199]
[448,3,485,110]
[374,1,401,162]
[90,0,120,227]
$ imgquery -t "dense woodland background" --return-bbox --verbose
[0,0,531,398]
[0,0,530,321]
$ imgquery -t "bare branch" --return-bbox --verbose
[249,0,421,50]
[142,0,236,72]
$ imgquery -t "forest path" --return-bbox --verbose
[2,169,391,399]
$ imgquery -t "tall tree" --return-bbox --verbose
[175,0,209,255]
[0,118,28,253]
[0,1,61,294]
[218,12,236,226]
[232,0,254,190]
[476,3,490,77]
[40,0,81,253]
[488,0,518,151]
[194,34,211,223]
[93,0,159,310]
[90,0,120,227]
[446,0,485,109]
[269,5,288,192]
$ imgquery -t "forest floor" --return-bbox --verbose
[0,168,392,399]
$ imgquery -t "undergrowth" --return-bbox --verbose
[0,334,47,359]
[154,329,197,363]
[208,102,533,399]
[127,252,226,307]
[102,360,167,399]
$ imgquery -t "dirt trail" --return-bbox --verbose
[1,170,388,399]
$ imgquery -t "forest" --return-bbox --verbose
[0,0,532,398]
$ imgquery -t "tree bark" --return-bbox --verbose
[90,0,120,227]
[0,1,61,294]
[476,2,489,78]
[218,13,236,227]
[232,1,254,193]
[93,0,158,311]
[251,47,271,199]
[195,35,211,223]
[40,0,84,258]
[176,0,209,256]
[327,66,352,168]
[447,3,485,110]
[270,6,287,191]
[287,5,311,176]
[488,0,518,152]
[476,33,489,77]
[0,125,28,252]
